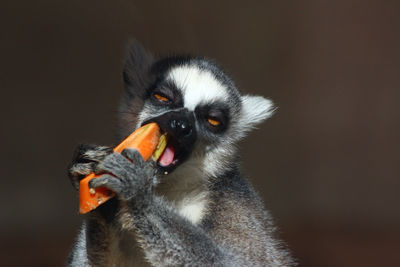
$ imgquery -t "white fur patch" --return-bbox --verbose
[176,192,208,224]
[157,156,209,225]
[167,66,229,111]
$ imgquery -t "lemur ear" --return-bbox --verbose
[239,95,275,129]
[122,39,155,98]
[118,39,155,140]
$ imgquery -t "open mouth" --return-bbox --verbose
[142,112,196,175]
[152,132,188,174]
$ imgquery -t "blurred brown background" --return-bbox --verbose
[1,0,399,266]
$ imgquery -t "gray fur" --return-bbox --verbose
[67,41,295,266]
[68,144,113,190]
[68,223,89,266]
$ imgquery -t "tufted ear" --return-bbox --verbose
[118,39,155,140]
[239,95,275,130]
[122,39,155,98]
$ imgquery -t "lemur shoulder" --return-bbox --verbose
[67,40,295,266]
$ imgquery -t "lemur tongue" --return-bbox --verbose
[158,144,175,166]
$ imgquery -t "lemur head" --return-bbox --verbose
[118,40,274,177]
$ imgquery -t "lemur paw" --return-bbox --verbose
[67,144,113,190]
[89,149,157,202]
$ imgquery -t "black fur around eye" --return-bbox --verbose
[205,114,225,132]
[196,105,229,134]
[149,85,183,108]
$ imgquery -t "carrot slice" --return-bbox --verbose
[79,123,161,214]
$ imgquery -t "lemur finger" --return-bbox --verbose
[95,152,133,178]
[67,162,96,191]
[89,174,124,194]
[122,148,158,184]
[121,148,145,165]
[72,144,96,161]
[82,145,113,162]
[72,144,111,162]
[69,163,95,176]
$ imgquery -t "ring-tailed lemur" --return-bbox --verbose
[67,40,294,266]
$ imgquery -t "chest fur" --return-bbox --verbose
[157,158,210,224]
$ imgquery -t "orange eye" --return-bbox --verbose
[154,93,169,102]
[208,118,221,126]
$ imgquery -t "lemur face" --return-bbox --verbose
[119,45,274,176]
[136,59,242,174]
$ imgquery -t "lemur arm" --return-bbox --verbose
[124,196,238,265]
[89,149,244,266]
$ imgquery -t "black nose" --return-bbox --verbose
[141,109,196,142]
[170,118,192,137]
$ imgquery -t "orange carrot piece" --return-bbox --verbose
[79,123,161,214]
